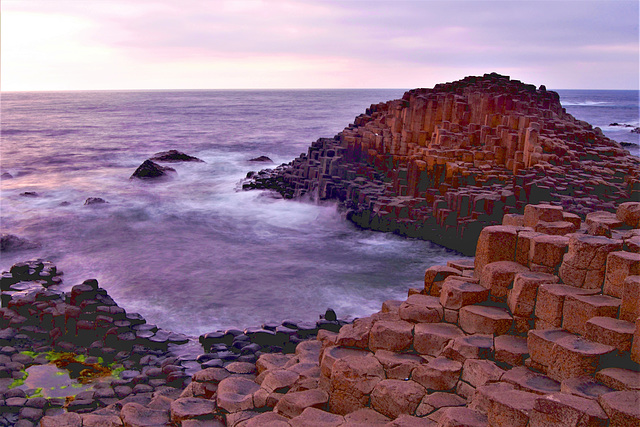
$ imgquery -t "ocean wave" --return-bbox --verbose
[562,101,610,106]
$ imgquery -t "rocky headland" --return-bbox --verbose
[242,73,640,254]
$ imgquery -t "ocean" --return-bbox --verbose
[1,89,638,336]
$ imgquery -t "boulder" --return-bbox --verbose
[328,353,385,415]
[370,379,426,418]
[130,159,176,179]
[249,156,274,163]
[0,234,40,252]
[150,149,203,162]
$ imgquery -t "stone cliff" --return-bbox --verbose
[243,73,640,254]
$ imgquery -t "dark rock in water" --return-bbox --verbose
[149,150,203,162]
[59,201,71,206]
[631,127,640,134]
[323,308,337,321]
[249,156,273,163]
[1,172,13,179]
[130,160,176,180]
[620,141,637,147]
[84,197,108,205]
[0,234,40,252]
[20,191,39,197]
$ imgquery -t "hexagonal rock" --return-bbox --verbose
[559,235,624,289]
[40,413,83,427]
[256,353,294,375]
[319,346,369,379]
[534,284,599,327]
[328,353,385,415]
[598,390,640,426]
[216,376,261,413]
[370,379,426,418]
[424,265,461,295]
[368,319,414,352]
[503,213,525,227]
[382,299,403,313]
[603,251,640,298]
[486,388,538,427]
[441,334,494,363]
[494,335,528,367]
[458,305,513,335]
[524,204,564,228]
[547,335,616,382]
[414,322,465,357]
[192,367,231,384]
[288,407,344,427]
[440,280,489,310]
[529,392,608,427]
[620,275,640,322]
[474,225,519,277]
[531,235,569,270]
[534,220,577,236]
[437,407,488,427]
[398,294,443,323]
[120,402,170,426]
[506,271,556,318]
[261,369,300,393]
[562,294,621,336]
[170,397,217,423]
[633,317,640,364]
[560,376,615,401]
[585,316,634,352]
[461,359,505,388]
[595,367,640,391]
[343,408,390,425]
[479,261,529,299]
[616,202,640,227]
[81,414,123,427]
[411,357,462,391]
[295,339,322,362]
[468,381,515,413]
[336,317,373,349]
[516,230,542,266]
[448,258,475,271]
[502,366,561,395]
[241,411,289,427]
[373,349,424,380]
[415,392,467,417]
[527,328,574,372]
[274,388,329,418]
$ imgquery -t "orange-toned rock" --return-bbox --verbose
[534,220,576,236]
[547,335,616,382]
[486,388,538,427]
[373,349,423,380]
[559,234,624,289]
[370,379,426,418]
[585,316,634,352]
[534,284,599,327]
[527,329,574,372]
[603,251,640,298]
[415,392,467,417]
[368,319,414,352]
[461,359,505,388]
[261,370,300,393]
[414,322,465,357]
[507,271,558,317]
[398,294,443,323]
[388,414,437,426]
[342,408,390,425]
[217,377,261,413]
[424,265,460,295]
[595,367,640,391]
[241,412,289,427]
[328,353,385,415]
[411,357,462,391]
[524,204,564,228]
[479,260,529,299]
[562,294,621,336]
[632,317,640,364]
[336,317,372,349]
[274,389,329,418]
[257,353,295,375]
[170,397,217,424]
[530,392,608,427]
[503,213,524,227]
[516,230,542,266]
[441,334,494,363]
[319,346,369,380]
[598,390,640,426]
[529,234,569,269]
[494,335,529,366]
[458,305,513,335]
[616,202,640,228]
[288,407,344,427]
[502,366,561,396]
[620,275,640,321]
[440,280,489,310]
[560,376,615,401]
[474,225,519,276]
[437,407,488,427]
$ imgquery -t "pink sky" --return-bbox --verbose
[2,0,638,91]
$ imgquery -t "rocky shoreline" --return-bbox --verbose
[241,73,640,255]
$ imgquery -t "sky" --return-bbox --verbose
[1,0,639,91]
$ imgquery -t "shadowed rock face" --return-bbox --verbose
[130,159,176,179]
[242,73,640,254]
[150,150,204,162]
[0,234,40,252]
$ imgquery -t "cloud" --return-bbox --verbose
[1,0,638,90]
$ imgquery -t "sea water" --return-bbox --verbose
[1,89,638,336]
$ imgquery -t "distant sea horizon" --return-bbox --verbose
[1,88,638,336]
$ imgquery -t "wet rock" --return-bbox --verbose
[130,159,176,179]
[248,156,273,163]
[84,197,108,205]
[20,191,39,197]
[150,150,204,163]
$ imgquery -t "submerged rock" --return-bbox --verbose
[150,150,203,163]
[1,172,13,179]
[20,191,39,197]
[0,234,40,252]
[130,160,176,180]
[249,155,273,163]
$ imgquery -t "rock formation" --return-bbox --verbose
[150,150,204,163]
[130,159,176,180]
[242,73,640,254]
